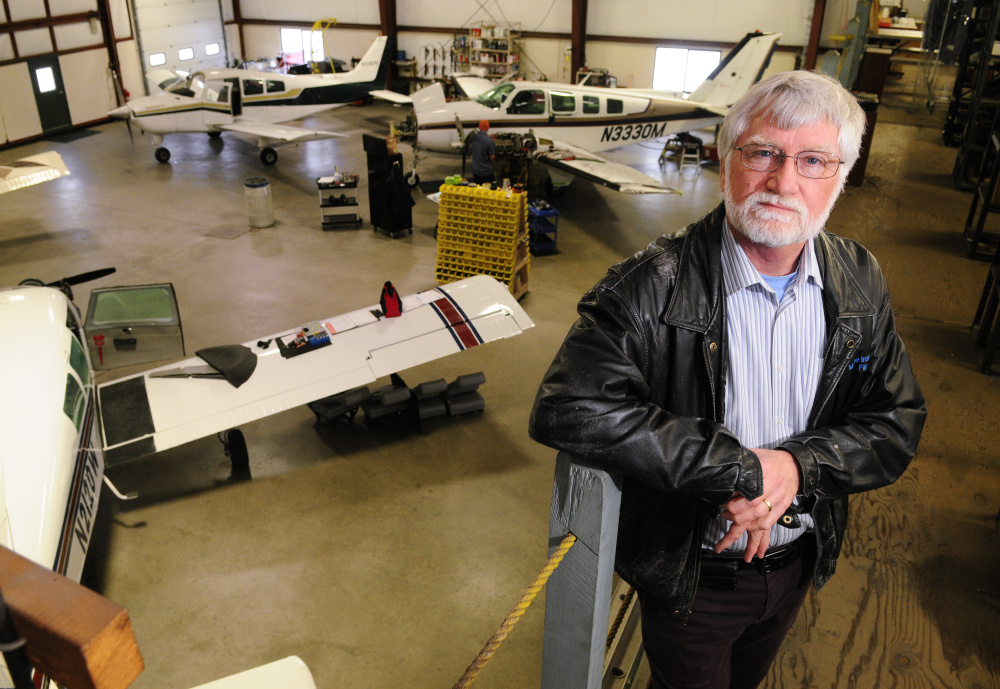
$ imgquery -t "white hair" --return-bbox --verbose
[717,70,867,182]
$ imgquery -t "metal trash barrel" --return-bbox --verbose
[244,177,274,228]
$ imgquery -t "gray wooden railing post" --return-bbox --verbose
[541,452,623,689]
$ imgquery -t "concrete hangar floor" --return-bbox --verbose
[1,65,997,689]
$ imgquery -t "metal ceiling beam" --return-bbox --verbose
[0,11,97,33]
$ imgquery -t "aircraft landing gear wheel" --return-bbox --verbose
[260,147,278,166]
[544,176,568,198]
[220,428,249,473]
[208,131,222,138]
[154,147,170,163]
[406,172,420,188]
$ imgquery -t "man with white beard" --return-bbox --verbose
[529,71,926,689]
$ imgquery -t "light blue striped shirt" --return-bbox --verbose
[703,221,824,553]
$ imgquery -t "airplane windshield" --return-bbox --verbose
[172,74,207,98]
[476,83,515,109]
[69,335,89,386]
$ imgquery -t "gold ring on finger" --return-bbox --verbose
[762,498,773,512]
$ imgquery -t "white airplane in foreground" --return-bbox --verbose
[3,163,378,688]
[375,31,780,194]
[0,269,533,688]
[109,35,395,165]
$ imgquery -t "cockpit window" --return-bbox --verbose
[63,374,85,432]
[476,83,515,109]
[69,335,89,386]
[242,78,264,96]
[507,89,546,115]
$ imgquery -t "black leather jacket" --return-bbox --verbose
[529,204,926,617]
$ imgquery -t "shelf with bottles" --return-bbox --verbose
[467,22,520,80]
[451,33,471,72]
[470,55,519,66]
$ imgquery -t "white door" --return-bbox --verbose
[133,0,227,93]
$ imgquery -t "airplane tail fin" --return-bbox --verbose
[688,32,781,108]
[347,35,396,88]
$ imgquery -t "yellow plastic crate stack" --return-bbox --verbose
[436,184,529,299]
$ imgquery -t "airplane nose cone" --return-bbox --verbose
[108,105,131,119]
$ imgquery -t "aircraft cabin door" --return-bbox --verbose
[203,80,235,128]
[83,284,185,370]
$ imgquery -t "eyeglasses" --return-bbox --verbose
[735,144,845,179]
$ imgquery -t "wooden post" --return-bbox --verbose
[570,0,588,83]
[0,547,143,689]
[541,453,622,689]
[804,0,828,70]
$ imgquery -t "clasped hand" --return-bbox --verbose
[714,448,801,562]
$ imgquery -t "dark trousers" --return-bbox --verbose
[639,550,812,689]
[472,172,495,185]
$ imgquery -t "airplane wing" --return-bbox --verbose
[0,152,70,194]
[221,121,346,145]
[533,139,679,195]
[96,275,534,466]
[368,89,413,105]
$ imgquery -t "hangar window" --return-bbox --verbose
[243,78,264,95]
[652,48,720,96]
[583,95,599,114]
[550,92,575,113]
[205,43,220,56]
[280,28,324,66]
[266,80,285,94]
[178,47,195,62]
[607,99,623,114]
[149,52,166,67]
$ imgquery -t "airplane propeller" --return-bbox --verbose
[50,267,117,287]
[109,105,135,146]
[19,267,117,301]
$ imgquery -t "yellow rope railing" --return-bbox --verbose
[452,532,577,689]
[605,586,635,650]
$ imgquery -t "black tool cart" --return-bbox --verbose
[362,134,414,238]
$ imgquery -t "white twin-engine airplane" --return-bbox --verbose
[109,34,395,166]
[0,271,532,605]
[375,31,780,194]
